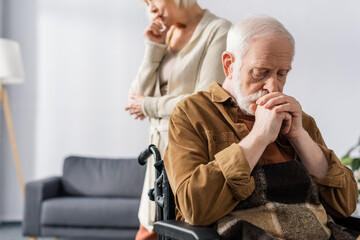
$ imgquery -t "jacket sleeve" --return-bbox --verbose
[129,40,167,96]
[142,21,231,119]
[164,108,256,226]
[306,117,358,217]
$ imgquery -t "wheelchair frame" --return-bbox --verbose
[138,144,360,240]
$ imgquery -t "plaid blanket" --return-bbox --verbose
[216,160,359,240]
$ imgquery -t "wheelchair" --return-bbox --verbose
[138,144,360,240]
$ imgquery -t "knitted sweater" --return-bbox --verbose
[130,10,231,231]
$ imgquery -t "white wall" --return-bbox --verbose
[0,0,38,221]
[0,0,3,34]
[0,0,4,221]
[0,0,359,221]
[34,0,150,178]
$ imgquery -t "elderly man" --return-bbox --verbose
[164,15,359,239]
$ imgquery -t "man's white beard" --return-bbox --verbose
[233,68,267,116]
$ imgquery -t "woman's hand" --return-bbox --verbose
[143,17,169,44]
[125,94,146,120]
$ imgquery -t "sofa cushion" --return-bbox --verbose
[62,157,145,197]
[41,197,140,228]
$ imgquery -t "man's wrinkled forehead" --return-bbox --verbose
[244,36,294,68]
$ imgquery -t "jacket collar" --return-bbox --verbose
[209,81,237,105]
[208,82,246,140]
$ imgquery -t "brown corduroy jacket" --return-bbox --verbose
[164,82,358,226]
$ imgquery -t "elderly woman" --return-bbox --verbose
[125,0,231,239]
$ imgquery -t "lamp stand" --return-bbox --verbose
[0,83,25,197]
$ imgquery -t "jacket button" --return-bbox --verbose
[213,136,216,141]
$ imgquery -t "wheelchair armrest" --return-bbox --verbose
[333,216,360,231]
[154,220,220,240]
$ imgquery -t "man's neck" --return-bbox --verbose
[222,78,236,100]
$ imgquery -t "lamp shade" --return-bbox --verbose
[0,38,25,84]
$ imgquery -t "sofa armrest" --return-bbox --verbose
[154,220,220,240]
[22,176,62,236]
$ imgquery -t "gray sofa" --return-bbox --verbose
[22,156,146,239]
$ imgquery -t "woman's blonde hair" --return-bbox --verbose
[174,0,197,8]
[141,0,197,8]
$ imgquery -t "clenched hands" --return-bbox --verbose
[255,92,303,142]
[125,94,146,120]
[251,92,328,178]
[240,92,305,171]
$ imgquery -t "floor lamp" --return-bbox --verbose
[0,38,25,197]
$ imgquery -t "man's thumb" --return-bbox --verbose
[250,103,257,114]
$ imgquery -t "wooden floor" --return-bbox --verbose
[0,222,52,240]
[0,222,107,240]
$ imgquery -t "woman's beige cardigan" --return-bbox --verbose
[129,10,231,232]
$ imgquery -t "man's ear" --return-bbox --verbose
[222,51,235,79]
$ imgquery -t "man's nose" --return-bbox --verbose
[263,75,279,93]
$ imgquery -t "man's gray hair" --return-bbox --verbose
[174,0,197,8]
[226,15,295,65]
